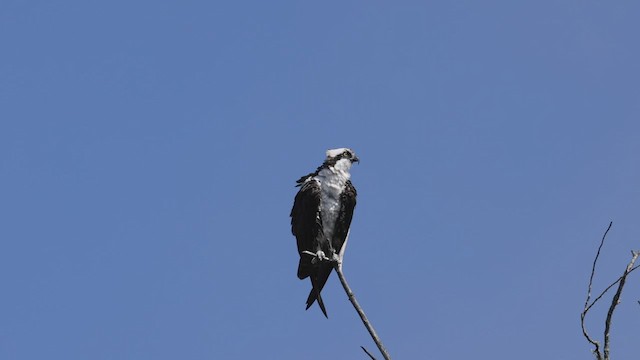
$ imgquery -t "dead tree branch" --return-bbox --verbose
[581,222,612,359]
[334,262,391,360]
[603,250,639,359]
[360,346,377,360]
[581,222,640,360]
[584,263,640,314]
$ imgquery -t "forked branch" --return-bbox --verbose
[581,222,640,360]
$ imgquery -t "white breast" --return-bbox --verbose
[314,158,352,249]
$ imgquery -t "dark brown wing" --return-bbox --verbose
[290,179,322,279]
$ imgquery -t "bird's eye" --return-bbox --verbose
[343,151,351,158]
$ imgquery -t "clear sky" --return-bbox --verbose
[1,1,639,359]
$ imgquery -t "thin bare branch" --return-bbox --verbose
[360,346,377,360]
[603,251,639,359]
[584,222,612,309]
[585,263,640,313]
[581,222,612,360]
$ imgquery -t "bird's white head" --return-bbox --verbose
[324,148,359,173]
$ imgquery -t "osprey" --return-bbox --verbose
[290,148,359,318]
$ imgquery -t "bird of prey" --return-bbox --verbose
[290,148,359,318]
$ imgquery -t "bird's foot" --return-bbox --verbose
[312,250,327,264]
[301,250,332,264]
[331,253,341,265]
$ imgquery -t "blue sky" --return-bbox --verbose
[1,1,639,359]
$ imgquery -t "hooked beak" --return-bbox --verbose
[352,156,360,164]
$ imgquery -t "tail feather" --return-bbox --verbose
[306,289,328,318]
[304,265,333,318]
